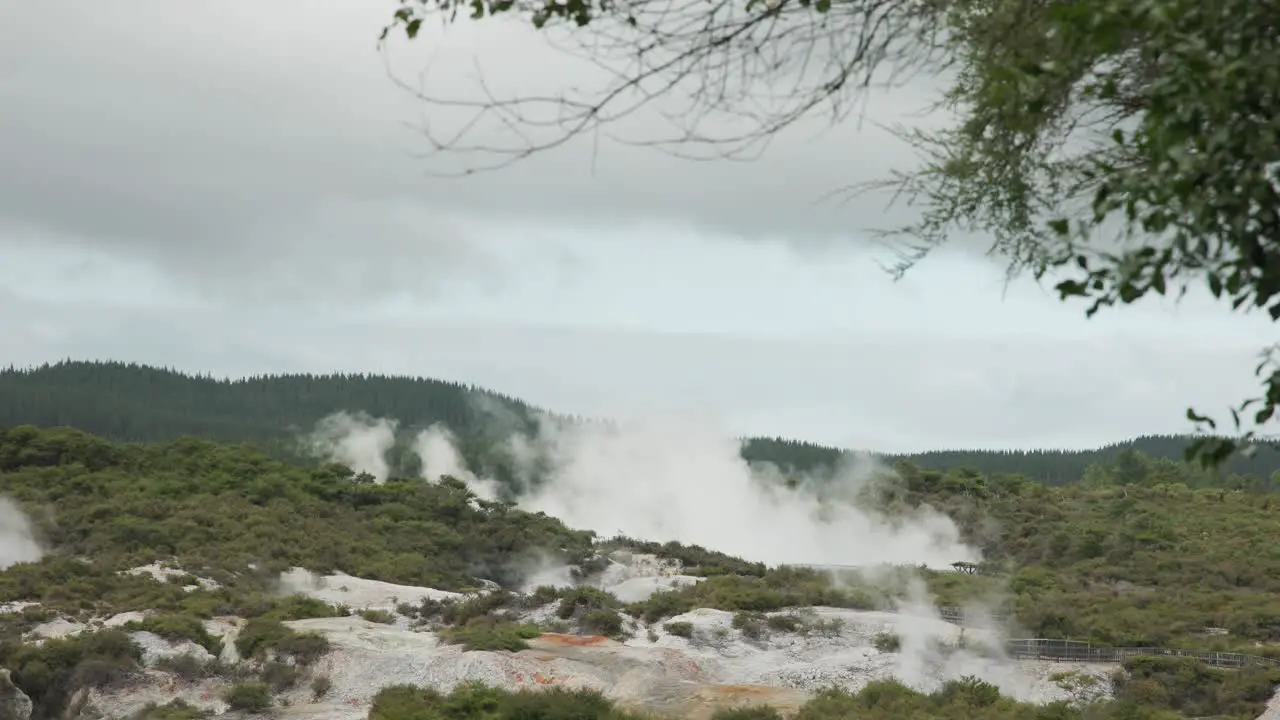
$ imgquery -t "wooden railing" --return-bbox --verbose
[1001,638,1279,670]
[936,605,1008,626]
[930,607,1278,670]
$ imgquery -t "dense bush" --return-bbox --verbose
[627,569,874,623]
[0,628,141,719]
[222,681,272,713]
[310,674,333,700]
[0,425,597,596]
[126,612,221,654]
[369,682,643,720]
[128,699,209,719]
[5,424,1280,719]
[360,609,396,624]
[7,423,1280,658]
[366,679,1190,720]
[1113,656,1280,718]
[663,621,694,638]
[233,617,330,665]
[438,616,543,652]
[873,632,902,652]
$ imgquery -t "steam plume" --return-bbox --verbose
[307,409,978,568]
[413,423,503,501]
[508,416,976,568]
[0,497,42,570]
[307,411,398,482]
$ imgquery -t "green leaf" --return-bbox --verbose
[1055,280,1089,298]
[1186,407,1217,429]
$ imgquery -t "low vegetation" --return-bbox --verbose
[438,616,543,652]
[359,608,396,624]
[124,613,221,655]
[233,617,330,665]
[0,629,142,720]
[3,423,1280,718]
[222,681,272,713]
[363,677,1199,720]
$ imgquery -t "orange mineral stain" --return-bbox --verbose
[710,685,776,697]
[537,633,611,647]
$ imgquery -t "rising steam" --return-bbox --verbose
[0,497,42,570]
[306,411,398,482]
[508,416,975,568]
[413,423,503,501]
[307,410,978,569]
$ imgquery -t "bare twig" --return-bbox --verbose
[382,0,949,177]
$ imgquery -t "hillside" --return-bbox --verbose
[5,360,1280,486]
[3,425,1280,719]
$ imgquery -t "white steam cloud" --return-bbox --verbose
[307,411,398,482]
[413,423,503,501]
[307,411,978,568]
[0,497,43,570]
[511,417,975,568]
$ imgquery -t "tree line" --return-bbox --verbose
[5,360,1279,487]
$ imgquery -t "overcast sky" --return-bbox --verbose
[0,0,1272,452]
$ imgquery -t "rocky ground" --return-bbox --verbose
[11,552,1280,719]
[2,553,1141,719]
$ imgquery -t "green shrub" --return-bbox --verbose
[267,594,347,621]
[765,614,804,633]
[273,631,331,666]
[555,586,619,620]
[1114,656,1280,718]
[580,608,625,638]
[152,654,227,683]
[359,679,1187,720]
[438,592,516,626]
[222,682,272,713]
[873,632,901,652]
[439,616,542,652]
[596,537,766,577]
[732,611,768,640]
[360,608,396,624]
[127,699,208,719]
[368,682,643,720]
[804,618,844,638]
[1,628,141,719]
[234,617,330,665]
[664,621,694,638]
[527,585,562,606]
[126,612,221,654]
[310,674,333,701]
[627,572,873,624]
[234,617,293,659]
[260,660,300,692]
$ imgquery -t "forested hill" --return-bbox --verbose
[744,436,1280,485]
[4,360,1280,484]
[0,360,551,442]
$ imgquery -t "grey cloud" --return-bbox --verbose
[0,0,959,286]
